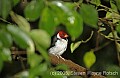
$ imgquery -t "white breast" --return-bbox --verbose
[49,39,68,55]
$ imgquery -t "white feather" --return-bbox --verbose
[49,34,68,55]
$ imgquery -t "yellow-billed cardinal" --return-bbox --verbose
[49,30,68,56]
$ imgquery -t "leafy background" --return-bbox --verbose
[0,0,120,78]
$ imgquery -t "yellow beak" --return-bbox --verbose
[64,34,68,38]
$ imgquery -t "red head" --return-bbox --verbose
[57,30,68,39]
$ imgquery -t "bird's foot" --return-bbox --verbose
[59,55,65,61]
[55,55,65,61]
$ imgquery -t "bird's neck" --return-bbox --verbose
[56,38,68,46]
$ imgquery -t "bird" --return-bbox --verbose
[48,30,69,57]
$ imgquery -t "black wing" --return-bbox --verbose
[47,34,57,51]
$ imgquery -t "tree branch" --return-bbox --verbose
[11,51,106,78]
[49,54,106,78]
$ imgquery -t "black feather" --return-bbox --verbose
[47,34,57,51]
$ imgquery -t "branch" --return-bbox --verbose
[11,51,106,78]
[49,54,106,78]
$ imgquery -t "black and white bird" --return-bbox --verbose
[48,30,68,56]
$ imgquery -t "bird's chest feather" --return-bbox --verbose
[55,39,68,50]
[49,38,68,55]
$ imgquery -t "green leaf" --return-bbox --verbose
[0,23,7,29]
[110,0,118,12]
[24,0,44,21]
[106,11,120,24]
[30,29,50,61]
[7,24,32,49]
[29,63,47,78]
[49,1,64,23]
[80,4,98,28]
[64,2,76,10]
[51,1,83,39]
[50,1,72,24]
[106,0,120,23]
[99,27,106,32]
[83,50,96,69]
[13,0,20,6]
[116,42,120,53]
[66,12,83,40]
[30,29,51,49]
[52,1,72,23]
[70,41,82,53]
[28,54,43,68]
[90,0,101,6]
[0,41,2,48]
[1,0,12,19]
[10,11,30,32]
[106,12,112,19]
[0,31,12,48]
[0,48,12,61]
[108,31,120,39]
[115,0,120,11]
[55,64,68,70]
[13,71,29,78]
[36,45,49,61]
[39,7,56,36]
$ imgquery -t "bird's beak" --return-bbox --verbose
[64,34,68,38]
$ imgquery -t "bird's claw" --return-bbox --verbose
[55,55,65,61]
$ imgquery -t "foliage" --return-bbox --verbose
[0,0,120,78]
[83,50,96,69]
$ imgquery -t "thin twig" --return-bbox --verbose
[99,32,120,42]
[0,17,12,24]
[94,41,111,52]
[99,4,119,14]
[81,31,94,43]
[90,1,119,15]
[97,9,108,12]
[18,56,26,70]
[11,51,26,55]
